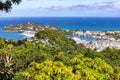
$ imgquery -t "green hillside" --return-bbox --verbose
[0,30,120,80]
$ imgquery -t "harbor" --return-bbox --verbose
[71,30,120,52]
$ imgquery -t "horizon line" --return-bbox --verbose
[1,16,120,18]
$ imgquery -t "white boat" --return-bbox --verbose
[21,31,36,37]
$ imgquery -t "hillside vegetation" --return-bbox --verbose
[0,30,120,80]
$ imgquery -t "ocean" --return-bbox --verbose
[0,17,120,40]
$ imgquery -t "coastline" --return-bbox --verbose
[2,22,120,52]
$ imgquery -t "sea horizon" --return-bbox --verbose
[1,16,120,18]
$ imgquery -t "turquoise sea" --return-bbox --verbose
[0,17,120,40]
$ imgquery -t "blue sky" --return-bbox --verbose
[1,0,120,17]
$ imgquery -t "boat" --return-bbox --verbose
[21,31,36,37]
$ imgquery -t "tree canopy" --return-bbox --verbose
[0,0,21,12]
[0,29,120,80]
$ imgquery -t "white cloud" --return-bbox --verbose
[2,0,120,17]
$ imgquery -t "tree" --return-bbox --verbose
[35,30,85,53]
[0,0,21,12]
[0,44,15,80]
[13,60,80,80]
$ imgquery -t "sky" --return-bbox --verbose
[1,0,120,17]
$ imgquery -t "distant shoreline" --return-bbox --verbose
[1,17,120,31]
[1,17,120,40]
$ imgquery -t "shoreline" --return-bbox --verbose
[2,23,120,52]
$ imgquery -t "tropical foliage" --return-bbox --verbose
[13,54,114,80]
[0,30,120,80]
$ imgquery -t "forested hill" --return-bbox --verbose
[0,29,120,80]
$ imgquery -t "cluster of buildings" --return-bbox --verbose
[72,30,120,52]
